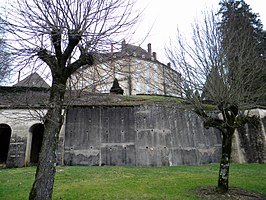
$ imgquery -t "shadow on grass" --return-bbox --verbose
[196,186,266,200]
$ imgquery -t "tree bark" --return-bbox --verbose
[29,81,66,200]
[217,127,234,193]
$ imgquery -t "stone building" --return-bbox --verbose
[69,41,181,96]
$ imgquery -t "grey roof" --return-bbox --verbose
[121,43,149,58]
[13,72,50,88]
[0,86,50,108]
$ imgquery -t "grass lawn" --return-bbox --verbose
[0,164,265,200]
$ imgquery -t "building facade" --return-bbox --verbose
[69,41,181,96]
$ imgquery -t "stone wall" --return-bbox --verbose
[0,109,42,167]
[0,109,63,167]
[232,109,266,164]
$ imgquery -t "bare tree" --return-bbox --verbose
[166,8,266,193]
[2,0,139,199]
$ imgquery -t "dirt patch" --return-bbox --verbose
[196,187,266,200]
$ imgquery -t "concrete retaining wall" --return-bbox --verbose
[64,105,222,166]
[1,105,265,167]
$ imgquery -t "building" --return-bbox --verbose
[69,41,182,96]
[13,72,50,88]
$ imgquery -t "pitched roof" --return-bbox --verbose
[13,72,50,88]
[121,43,148,58]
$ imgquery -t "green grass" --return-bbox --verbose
[111,94,183,106]
[0,164,265,200]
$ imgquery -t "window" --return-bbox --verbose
[135,68,142,79]
[136,82,141,92]
[154,86,158,94]
[146,84,150,93]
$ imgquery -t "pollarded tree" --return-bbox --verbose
[166,2,266,193]
[2,0,139,199]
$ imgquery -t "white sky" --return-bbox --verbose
[133,0,266,64]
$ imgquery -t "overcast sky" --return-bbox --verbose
[133,0,266,63]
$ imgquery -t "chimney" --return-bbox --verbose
[18,70,21,83]
[167,62,171,67]
[111,43,114,53]
[121,39,126,51]
[147,43,152,59]
[152,52,157,61]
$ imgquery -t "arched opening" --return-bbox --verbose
[29,123,44,164]
[0,124,11,163]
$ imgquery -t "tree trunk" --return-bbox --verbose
[217,127,234,193]
[29,81,66,200]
